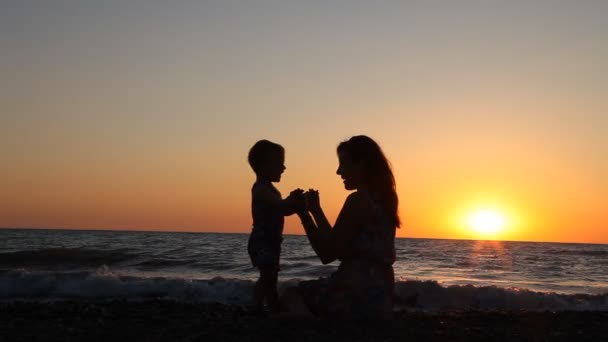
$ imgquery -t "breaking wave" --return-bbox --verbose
[1,269,606,311]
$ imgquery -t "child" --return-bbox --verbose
[247,139,304,313]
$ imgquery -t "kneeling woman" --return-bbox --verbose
[296,135,400,319]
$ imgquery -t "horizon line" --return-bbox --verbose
[2,226,606,246]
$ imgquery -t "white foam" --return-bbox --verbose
[1,269,607,311]
[0,268,254,304]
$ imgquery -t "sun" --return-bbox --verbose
[467,209,506,235]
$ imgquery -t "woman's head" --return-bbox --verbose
[336,135,400,227]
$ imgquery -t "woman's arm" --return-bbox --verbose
[305,191,331,232]
[298,192,370,264]
[297,211,335,264]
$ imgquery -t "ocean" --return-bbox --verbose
[1,229,607,311]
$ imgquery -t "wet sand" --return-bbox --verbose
[1,300,606,341]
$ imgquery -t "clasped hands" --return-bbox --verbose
[288,188,319,214]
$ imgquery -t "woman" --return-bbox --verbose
[295,135,400,319]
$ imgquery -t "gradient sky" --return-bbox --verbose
[1,1,607,243]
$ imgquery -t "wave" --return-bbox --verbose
[133,259,197,268]
[0,248,200,270]
[543,249,608,257]
[1,269,606,311]
[0,248,138,268]
[0,268,252,304]
[393,280,608,311]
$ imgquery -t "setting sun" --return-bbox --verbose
[467,209,506,235]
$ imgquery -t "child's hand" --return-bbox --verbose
[304,189,320,211]
[289,188,304,197]
[288,188,306,213]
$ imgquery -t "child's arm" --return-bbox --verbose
[252,186,303,215]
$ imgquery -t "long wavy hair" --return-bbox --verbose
[337,135,401,228]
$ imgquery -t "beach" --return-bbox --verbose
[3,1,608,341]
[1,300,606,341]
[2,230,607,340]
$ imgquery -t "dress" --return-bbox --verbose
[247,180,284,270]
[298,190,396,318]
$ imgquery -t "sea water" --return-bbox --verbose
[1,229,607,311]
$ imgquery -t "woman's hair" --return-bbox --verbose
[248,139,284,174]
[337,135,401,227]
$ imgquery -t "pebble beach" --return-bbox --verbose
[1,300,607,341]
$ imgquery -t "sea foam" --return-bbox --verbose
[1,269,606,311]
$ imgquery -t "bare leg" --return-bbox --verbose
[252,271,265,311]
[261,268,280,313]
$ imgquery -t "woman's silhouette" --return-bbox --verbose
[293,135,400,319]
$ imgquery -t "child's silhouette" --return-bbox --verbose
[247,140,304,313]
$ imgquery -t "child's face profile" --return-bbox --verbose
[262,152,285,182]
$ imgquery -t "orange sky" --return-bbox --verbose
[1,2,607,243]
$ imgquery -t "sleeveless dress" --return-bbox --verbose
[298,190,396,318]
[247,180,284,270]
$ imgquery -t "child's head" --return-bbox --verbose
[248,140,285,182]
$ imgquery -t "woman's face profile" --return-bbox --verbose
[336,150,362,190]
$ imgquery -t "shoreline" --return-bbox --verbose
[1,300,606,341]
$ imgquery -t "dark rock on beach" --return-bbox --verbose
[0,300,606,341]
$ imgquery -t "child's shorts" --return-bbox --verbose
[248,233,281,270]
